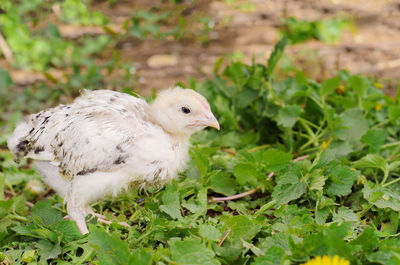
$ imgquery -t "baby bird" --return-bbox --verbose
[8,87,219,234]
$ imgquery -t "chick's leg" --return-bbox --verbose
[86,207,130,227]
[66,203,90,235]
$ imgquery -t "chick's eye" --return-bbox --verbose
[181,106,191,114]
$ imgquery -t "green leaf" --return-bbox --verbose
[236,88,258,109]
[0,200,13,219]
[223,215,261,241]
[190,149,210,178]
[159,184,181,219]
[254,149,293,172]
[11,195,28,216]
[362,181,400,211]
[170,238,220,265]
[0,68,13,91]
[34,240,62,261]
[210,172,237,196]
[272,163,306,205]
[315,207,330,225]
[55,220,81,242]
[332,206,358,224]
[199,224,222,242]
[351,226,379,253]
[251,246,285,265]
[265,36,287,78]
[299,223,357,259]
[89,226,132,265]
[349,75,368,98]
[129,249,152,265]
[361,128,387,153]
[326,165,359,197]
[388,105,400,126]
[0,175,5,200]
[338,108,369,151]
[31,200,62,228]
[233,163,258,186]
[309,172,327,191]
[320,76,341,97]
[353,154,387,172]
[276,105,303,128]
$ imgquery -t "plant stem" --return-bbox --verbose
[247,145,270,153]
[10,214,28,222]
[383,177,400,187]
[358,204,373,218]
[299,118,315,138]
[298,117,320,130]
[381,170,389,185]
[381,141,400,149]
[211,188,259,202]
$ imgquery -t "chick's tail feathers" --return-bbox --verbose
[7,121,33,161]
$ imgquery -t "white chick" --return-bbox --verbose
[8,87,219,234]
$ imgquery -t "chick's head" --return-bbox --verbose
[149,87,219,136]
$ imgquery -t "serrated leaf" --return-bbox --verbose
[320,76,341,97]
[31,200,62,228]
[277,105,303,128]
[199,224,222,242]
[353,154,387,172]
[11,195,28,216]
[223,215,261,241]
[362,181,400,211]
[236,88,258,108]
[55,220,81,243]
[326,165,359,197]
[233,163,258,186]
[351,226,379,253]
[159,184,181,219]
[272,163,306,205]
[299,223,357,259]
[0,200,13,219]
[309,171,327,191]
[254,149,293,172]
[251,246,285,265]
[182,197,202,214]
[332,206,358,224]
[210,171,237,196]
[361,128,387,153]
[34,240,61,261]
[315,207,330,225]
[89,226,132,265]
[130,248,152,265]
[339,108,369,151]
[190,149,209,178]
[349,75,368,98]
[388,105,400,126]
[170,238,220,265]
[265,37,287,78]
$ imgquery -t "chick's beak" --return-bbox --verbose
[202,112,220,130]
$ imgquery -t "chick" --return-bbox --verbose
[8,87,219,234]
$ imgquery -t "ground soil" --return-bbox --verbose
[3,0,400,96]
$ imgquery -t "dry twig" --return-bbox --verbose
[211,188,259,202]
[0,32,13,63]
[218,228,231,246]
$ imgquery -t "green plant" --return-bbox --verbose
[282,17,352,44]
[0,37,399,264]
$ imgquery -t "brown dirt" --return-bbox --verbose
[3,0,400,96]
